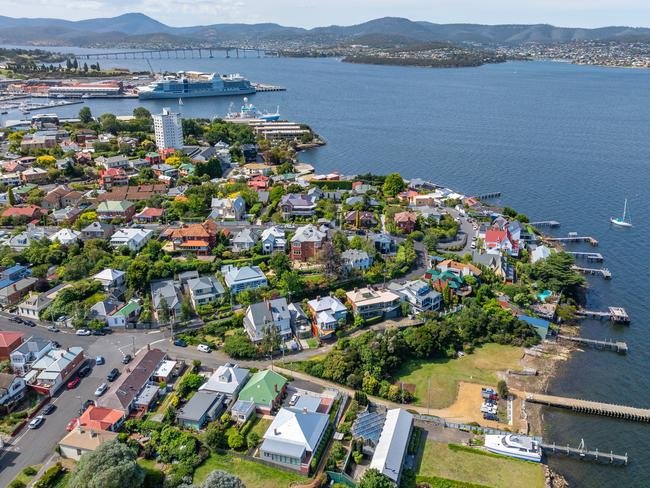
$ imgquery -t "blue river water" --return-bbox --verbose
[3,50,650,487]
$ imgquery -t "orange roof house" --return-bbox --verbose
[0,331,24,361]
[169,220,225,256]
[79,405,125,432]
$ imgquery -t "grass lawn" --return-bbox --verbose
[193,452,303,488]
[9,464,42,487]
[248,416,272,439]
[417,441,545,488]
[395,344,522,408]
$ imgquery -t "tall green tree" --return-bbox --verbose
[68,440,144,488]
[7,187,15,206]
[78,106,93,124]
[357,468,394,488]
[382,173,405,197]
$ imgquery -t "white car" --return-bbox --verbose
[76,329,91,336]
[28,415,44,429]
[289,394,300,406]
[197,344,211,353]
[94,383,108,396]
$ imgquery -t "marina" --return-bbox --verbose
[556,335,628,354]
[526,393,650,422]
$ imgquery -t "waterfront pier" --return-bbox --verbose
[576,307,629,323]
[74,46,280,60]
[546,234,599,246]
[567,251,603,262]
[530,220,560,228]
[557,335,628,354]
[571,265,611,279]
[541,440,628,465]
[526,393,650,422]
[476,191,501,200]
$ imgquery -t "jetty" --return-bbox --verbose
[530,220,560,228]
[567,251,604,262]
[577,307,630,324]
[546,234,599,246]
[526,392,650,422]
[541,440,628,465]
[251,83,286,92]
[476,191,501,200]
[571,265,611,279]
[557,335,628,354]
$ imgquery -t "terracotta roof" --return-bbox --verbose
[136,207,164,218]
[171,223,210,239]
[2,205,42,218]
[394,211,417,223]
[79,405,124,431]
[180,240,210,247]
[0,331,23,348]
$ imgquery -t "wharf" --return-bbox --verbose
[526,392,650,422]
[546,235,599,246]
[476,191,501,200]
[530,220,560,228]
[571,265,611,279]
[252,83,286,92]
[557,334,628,354]
[567,251,604,262]
[541,441,628,465]
[21,100,85,112]
[577,307,630,324]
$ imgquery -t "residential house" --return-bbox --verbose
[387,280,442,313]
[345,287,403,320]
[2,205,44,222]
[210,195,246,220]
[98,348,166,414]
[6,224,51,251]
[169,220,220,256]
[261,226,286,254]
[177,391,226,430]
[0,373,26,411]
[369,409,414,484]
[232,228,260,253]
[231,399,255,424]
[344,210,378,229]
[153,360,178,384]
[94,184,168,202]
[41,186,81,210]
[279,194,317,219]
[307,296,347,338]
[238,369,288,414]
[186,276,225,309]
[92,268,126,296]
[367,232,397,254]
[27,346,85,396]
[437,259,482,278]
[95,155,129,170]
[107,300,141,328]
[241,143,257,162]
[0,332,23,360]
[531,245,552,264]
[0,277,39,306]
[221,265,268,295]
[341,249,373,273]
[52,206,82,224]
[243,298,292,343]
[81,221,114,240]
[96,200,135,222]
[78,405,125,432]
[151,163,179,180]
[484,228,519,256]
[110,228,153,252]
[134,207,164,224]
[0,173,22,187]
[393,211,417,234]
[199,363,250,399]
[99,168,128,189]
[58,429,118,461]
[20,167,48,184]
[289,303,312,338]
[17,284,70,320]
[472,251,510,281]
[248,174,270,190]
[49,228,81,245]
[150,280,182,320]
[260,407,329,474]
[90,297,123,323]
[290,224,327,262]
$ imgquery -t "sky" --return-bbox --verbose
[1,0,650,28]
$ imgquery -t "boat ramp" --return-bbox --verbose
[557,334,628,354]
[526,392,650,422]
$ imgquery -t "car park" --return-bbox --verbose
[94,383,108,396]
[197,344,211,353]
[122,354,132,364]
[67,377,80,389]
[95,356,105,365]
[107,368,120,381]
[28,416,45,429]
[76,329,91,336]
[42,403,56,415]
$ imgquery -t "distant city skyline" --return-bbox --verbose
[1,0,650,29]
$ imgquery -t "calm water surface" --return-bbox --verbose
[3,50,650,487]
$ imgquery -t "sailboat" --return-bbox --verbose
[610,199,632,227]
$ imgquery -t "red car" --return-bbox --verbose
[66,418,78,431]
[67,377,80,389]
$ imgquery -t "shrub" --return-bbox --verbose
[227,431,245,450]
[246,432,260,448]
[8,480,26,488]
[34,462,64,488]
[23,466,37,476]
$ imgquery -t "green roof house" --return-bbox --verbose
[237,369,288,414]
[96,200,135,222]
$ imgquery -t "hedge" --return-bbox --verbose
[309,423,334,475]
[34,463,64,488]
[416,475,491,488]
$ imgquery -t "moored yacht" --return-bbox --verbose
[484,434,542,462]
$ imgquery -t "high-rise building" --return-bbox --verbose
[152,107,183,150]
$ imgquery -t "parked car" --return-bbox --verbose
[94,383,108,396]
[121,354,132,364]
[79,399,94,415]
[197,344,211,353]
[66,418,78,431]
[52,341,61,348]
[289,394,300,406]
[78,365,91,377]
[23,320,36,327]
[28,416,44,429]
[76,329,91,336]
[107,368,120,382]
[95,356,105,365]
[47,326,60,333]
[8,315,22,323]
[92,329,106,336]
[173,338,187,347]
[67,377,80,389]
[42,403,56,415]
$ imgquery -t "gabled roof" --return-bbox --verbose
[238,369,287,407]
[93,268,125,283]
[200,363,250,395]
[0,331,23,348]
[369,408,413,482]
[79,405,124,431]
[291,224,326,244]
[261,407,329,457]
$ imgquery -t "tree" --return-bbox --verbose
[497,380,509,398]
[279,270,303,297]
[269,251,291,275]
[177,372,205,398]
[261,322,281,356]
[158,297,171,324]
[7,187,15,206]
[195,470,245,488]
[223,331,259,359]
[35,155,56,168]
[205,426,228,450]
[357,468,394,488]
[133,107,151,119]
[227,430,245,450]
[319,242,343,279]
[68,440,144,488]
[382,173,405,197]
[78,106,93,124]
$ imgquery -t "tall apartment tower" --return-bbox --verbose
[152,107,183,150]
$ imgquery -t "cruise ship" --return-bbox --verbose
[484,434,542,462]
[137,71,255,99]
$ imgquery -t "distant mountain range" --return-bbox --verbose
[1,13,649,48]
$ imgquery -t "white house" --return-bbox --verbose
[260,226,286,254]
[92,268,126,295]
[49,228,82,245]
[199,363,250,399]
[243,298,292,343]
[231,228,260,252]
[387,280,442,313]
[341,249,373,272]
[210,195,246,220]
[10,336,53,375]
[0,373,26,409]
[221,265,267,295]
[110,228,153,252]
[531,245,552,264]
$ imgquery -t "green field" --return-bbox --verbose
[193,452,303,488]
[395,344,522,408]
[417,441,545,488]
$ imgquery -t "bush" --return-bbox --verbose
[246,431,260,448]
[228,431,245,450]
[223,331,260,359]
[8,481,26,488]
[22,466,37,476]
[34,463,64,488]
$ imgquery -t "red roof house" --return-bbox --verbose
[0,332,24,361]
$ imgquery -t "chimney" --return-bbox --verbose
[274,383,278,393]
[302,407,308,414]
[273,428,279,436]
